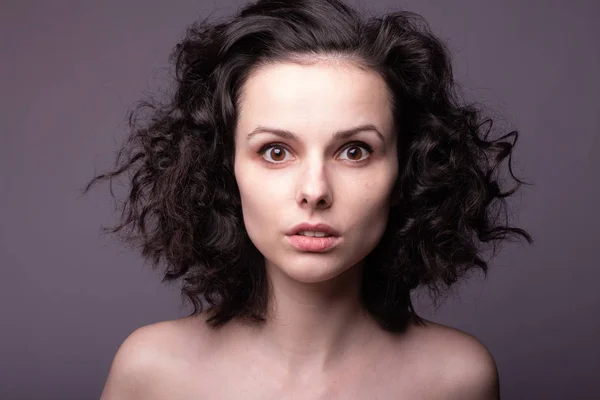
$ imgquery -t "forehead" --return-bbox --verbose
[236,62,393,134]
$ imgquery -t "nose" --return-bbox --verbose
[296,157,332,210]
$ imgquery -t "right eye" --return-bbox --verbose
[258,143,292,164]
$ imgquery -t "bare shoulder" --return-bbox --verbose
[100,314,216,400]
[403,317,500,399]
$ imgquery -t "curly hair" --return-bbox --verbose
[83,0,533,333]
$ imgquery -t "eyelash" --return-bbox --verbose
[257,141,374,164]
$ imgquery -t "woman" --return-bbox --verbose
[86,0,532,398]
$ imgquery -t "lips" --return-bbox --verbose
[286,222,340,237]
[286,234,341,252]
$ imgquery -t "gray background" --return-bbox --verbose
[1,0,598,398]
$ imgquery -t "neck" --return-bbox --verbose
[235,260,379,378]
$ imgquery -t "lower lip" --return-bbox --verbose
[286,235,342,252]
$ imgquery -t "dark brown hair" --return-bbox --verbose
[83,0,533,333]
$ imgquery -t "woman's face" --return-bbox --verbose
[234,60,398,284]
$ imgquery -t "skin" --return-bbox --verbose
[231,59,399,379]
[100,58,500,399]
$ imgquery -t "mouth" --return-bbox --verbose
[287,222,341,237]
[285,234,342,252]
[285,222,342,252]
[294,231,334,238]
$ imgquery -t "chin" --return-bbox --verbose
[268,257,358,284]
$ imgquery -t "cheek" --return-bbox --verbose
[236,169,286,243]
[237,169,286,210]
[352,166,396,205]
[238,192,273,255]
[347,169,396,233]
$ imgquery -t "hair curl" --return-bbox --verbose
[83,0,533,333]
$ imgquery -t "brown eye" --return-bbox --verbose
[258,142,372,164]
[258,144,290,163]
[346,146,363,161]
[339,144,372,162]
[269,147,286,162]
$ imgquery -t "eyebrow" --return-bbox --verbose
[246,123,385,143]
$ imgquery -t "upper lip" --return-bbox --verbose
[287,222,340,236]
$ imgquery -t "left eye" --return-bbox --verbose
[258,143,373,164]
[338,144,372,162]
